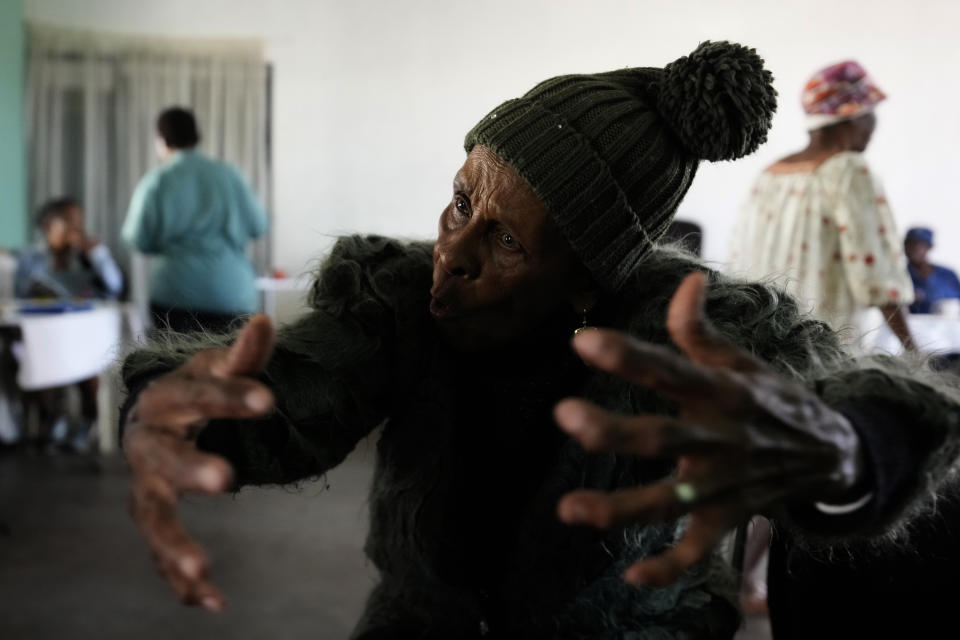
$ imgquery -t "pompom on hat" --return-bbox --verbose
[465,41,777,292]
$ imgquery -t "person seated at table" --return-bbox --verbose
[13,197,123,452]
[905,227,960,316]
[15,197,124,301]
[903,226,960,374]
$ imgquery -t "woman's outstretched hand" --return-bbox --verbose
[123,315,276,612]
[555,273,864,587]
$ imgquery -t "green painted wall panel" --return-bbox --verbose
[0,0,25,248]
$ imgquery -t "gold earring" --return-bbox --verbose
[574,308,593,336]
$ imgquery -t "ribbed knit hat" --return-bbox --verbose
[464,41,777,292]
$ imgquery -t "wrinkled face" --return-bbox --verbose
[431,146,589,351]
[905,238,930,265]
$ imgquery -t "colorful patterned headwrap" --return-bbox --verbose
[802,61,886,130]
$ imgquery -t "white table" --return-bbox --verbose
[256,276,312,322]
[0,300,132,453]
[858,312,960,356]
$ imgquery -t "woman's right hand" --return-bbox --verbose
[122,315,276,612]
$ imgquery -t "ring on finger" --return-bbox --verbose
[674,481,697,504]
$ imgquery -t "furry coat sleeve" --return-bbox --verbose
[631,247,960,545]
[120,235,435,486]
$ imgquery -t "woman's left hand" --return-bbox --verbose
[555,272,865,586]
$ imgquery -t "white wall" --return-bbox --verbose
[25,0,960,277]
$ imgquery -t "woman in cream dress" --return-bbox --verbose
[730,61,914,349]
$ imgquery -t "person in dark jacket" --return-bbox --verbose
[119,42,960,639]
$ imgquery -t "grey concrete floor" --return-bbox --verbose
[0,443,771,640]
[0,443,379,640]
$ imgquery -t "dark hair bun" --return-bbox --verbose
[658,41,777,162]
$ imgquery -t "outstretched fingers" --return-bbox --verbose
[122,315,279,614]
[555,399,737,458]
[556,467,747,531]
[571,329,716,401]
[557,484,687,529]
[217,314,276,377]
[622,513,729,586]
[136,375,274,431]
[125,427,235,494]
[129,473,226,611]
[666,272,765,373]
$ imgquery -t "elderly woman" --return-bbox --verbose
[120,42,960,639]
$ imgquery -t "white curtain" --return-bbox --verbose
[25,23,271,324]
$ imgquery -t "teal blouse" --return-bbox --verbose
[122,150,268,314]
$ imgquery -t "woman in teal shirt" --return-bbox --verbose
[123,107,268,332]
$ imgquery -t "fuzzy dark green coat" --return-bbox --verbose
[122,235,960,639]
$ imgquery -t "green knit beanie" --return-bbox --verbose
[464,41,777,292]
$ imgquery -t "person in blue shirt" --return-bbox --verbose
[123,107,268,333]
[13,197,124,452]
[15,197,124,301]
[904,227,960,314]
